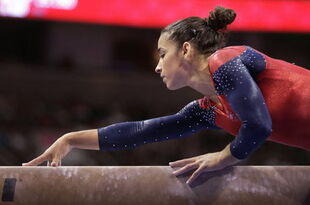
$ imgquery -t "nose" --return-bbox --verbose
[155,65,162,74]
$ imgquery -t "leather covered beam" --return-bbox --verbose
[0,166,309,205]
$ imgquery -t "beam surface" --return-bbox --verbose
[0,166,309,205]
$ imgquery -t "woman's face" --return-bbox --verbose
[155,33,189,90]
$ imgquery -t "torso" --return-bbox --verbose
[203,45,310,150]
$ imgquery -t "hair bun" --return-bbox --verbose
[206,6,236,31]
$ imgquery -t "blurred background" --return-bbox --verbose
[0,0,309,166]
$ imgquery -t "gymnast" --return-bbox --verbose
[23,7,310,186]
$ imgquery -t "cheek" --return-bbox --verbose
[162,56,180,75]
[164,63,186,89]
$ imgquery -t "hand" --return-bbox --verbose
[169,144,241,186]
[22,135,72,167]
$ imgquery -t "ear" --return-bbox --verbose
[181,42,193,60]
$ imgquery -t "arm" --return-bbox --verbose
[213,55,272,159]
[98,100,220,151]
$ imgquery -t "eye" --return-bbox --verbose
[160,53,165,58]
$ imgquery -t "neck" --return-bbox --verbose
[186,54,218,100]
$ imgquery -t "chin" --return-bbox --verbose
[166,82,184,90]
[166,85,178,90]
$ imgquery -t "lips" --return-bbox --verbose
[161,76,166,82]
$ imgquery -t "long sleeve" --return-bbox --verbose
[213,53,273,159]
[98,100,220,151]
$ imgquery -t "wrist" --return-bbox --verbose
[219,144,241,166]
[62,132,75,148]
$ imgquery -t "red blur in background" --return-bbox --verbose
[1,0,310,32]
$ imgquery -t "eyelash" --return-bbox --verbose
[160,54,165,58]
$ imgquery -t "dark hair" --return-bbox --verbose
[161,7,236,54]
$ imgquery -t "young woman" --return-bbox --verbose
[23,7,310,186]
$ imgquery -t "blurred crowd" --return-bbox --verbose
[1,91,309,167]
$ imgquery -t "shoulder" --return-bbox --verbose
[208,46,247,73]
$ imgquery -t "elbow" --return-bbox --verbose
[261,116,273,137]
[260,125,272,139]
[243,119,272,138]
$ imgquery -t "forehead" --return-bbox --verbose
[158,33,176,50]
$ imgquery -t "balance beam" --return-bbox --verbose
[0,166,309,205]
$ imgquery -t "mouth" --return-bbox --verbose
[162,77,167,83]
[160,75,166,82]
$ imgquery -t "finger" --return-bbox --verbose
[172,162,198,176]
[186,165,205,185]
[169,157,196,168]
[50,156,61,167]
[22,154,49,166]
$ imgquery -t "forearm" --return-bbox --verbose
[97,117,189,151]
[64,129,100,150]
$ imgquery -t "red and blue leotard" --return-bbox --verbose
[98,46,310,159]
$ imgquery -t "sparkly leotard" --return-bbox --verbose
[98,46,310,159]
